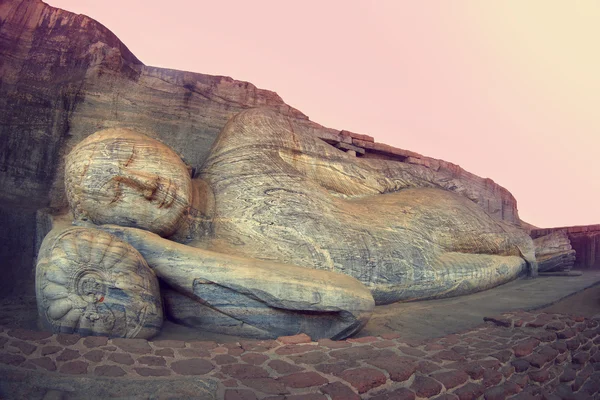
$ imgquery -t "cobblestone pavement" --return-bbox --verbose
[1,310,600,399]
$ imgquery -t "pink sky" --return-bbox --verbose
[47,0,600,228]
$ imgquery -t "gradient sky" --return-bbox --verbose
[46,0,600,228]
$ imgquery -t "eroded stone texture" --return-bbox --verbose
[35,226,163,338]
[533,231,576,272]
[198,109,537,304]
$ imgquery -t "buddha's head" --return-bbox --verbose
[65,128,192,237]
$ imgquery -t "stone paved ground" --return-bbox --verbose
[1,310,600,399]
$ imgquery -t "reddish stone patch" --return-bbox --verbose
[9,340,36,355]
[289,351,329,365]
[425,343,446,351]
[511,359,530,373]
[83,336,108,348]
[241,352,269,365]
[275,344,317,355]
[7,329,52,341]
[40,345,62,356]
[111,338,152,354]
[339,367,386,394]
[28,357,56,371]
[490,349,512,363]
[432,350,465,362]
[546,320,566,331]
[512,338,540,357]
[320,381,360,400]
[529,368,550,383]
[317,338,351,349]
[372,340,396,348]
[228,347,244,357]
[171,358,214,375]
[83,350,104,362]
[410,375,443,398]
[240,339,278,352]
[572,351,590,364]
[56,348,80,362]
[452,382,484,400]
[108,352,134,365]
[222,364,269,379]
[432,370,469,389]
[315,361,359,376]
[329,346,378,361]
[214,354,237,365]
[370,388,416,400]
[188,340,218,350]
[223,379,238,387]
[0,353,25,366]
[482,369,503,387]
[60,360,88,375]
[94,365,126,377]
[179,348,210,358]
[212,347,228,354]
[241,378,289,395]
[224,389,259,400]
[557,329,576,339]
[138,355,166,367]
[560,367,577,382]
[280,395,327,400]
[398,346,426,357]
[347,336,378,343]
[368,355,416,382]
[134,367,171,377]
[278,371,328,388]
[268,360,303,374]
[277,333,311,345]
[484,382,521,400]
[155,348,174,358]
[56,333,81,346]
[381,333,401,340]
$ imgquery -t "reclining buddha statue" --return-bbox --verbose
[35,108,537,340]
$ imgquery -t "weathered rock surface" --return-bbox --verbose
[0,0,524,225]
[36,226,163,338]
[199,108,537,305]
[532,225,600,270]
[65,128,193,237]
[97,224,375,340]
[533,231,576,272]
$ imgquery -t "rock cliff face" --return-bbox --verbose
[0,0,522,223]
[0,0,305,210]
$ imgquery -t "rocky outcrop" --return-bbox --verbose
[532,231,576,272]
[532,225,600,269]
[0,0,522,226]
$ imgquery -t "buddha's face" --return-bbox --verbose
[65,128,192,237]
